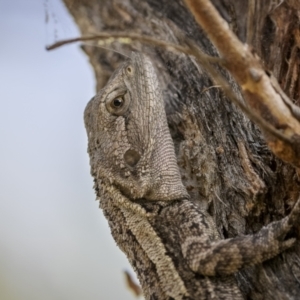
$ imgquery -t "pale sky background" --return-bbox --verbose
[0,1,137,299]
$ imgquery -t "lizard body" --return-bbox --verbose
[84,52,300,299]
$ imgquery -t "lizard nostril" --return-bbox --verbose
[124,149,141,167]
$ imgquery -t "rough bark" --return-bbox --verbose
[61,0,300,298]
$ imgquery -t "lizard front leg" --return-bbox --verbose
[174,197,300,276]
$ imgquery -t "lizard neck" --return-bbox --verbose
[98,183,190,299]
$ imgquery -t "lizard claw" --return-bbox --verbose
[279,238,296,253]
[286,196,300,227]
[265,196,300,240]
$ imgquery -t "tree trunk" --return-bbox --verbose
[61,0,300,298]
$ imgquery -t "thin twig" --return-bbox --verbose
[246,0,255,45]
[187,43,293,143]
[46,32,220,64]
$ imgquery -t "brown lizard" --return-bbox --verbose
[84,52,300,299]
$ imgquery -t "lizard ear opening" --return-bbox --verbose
[124,149,141,167]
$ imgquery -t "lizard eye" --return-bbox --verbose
[112,98,124,107]
[105,93,130,116]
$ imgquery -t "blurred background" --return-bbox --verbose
[0,0,138,299]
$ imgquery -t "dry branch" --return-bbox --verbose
[184,0,300,168]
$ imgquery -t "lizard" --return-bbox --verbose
[84,52,300,300]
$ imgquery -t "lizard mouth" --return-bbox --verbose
[113,179,189,203]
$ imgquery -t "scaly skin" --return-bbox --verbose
[84,52,300,299]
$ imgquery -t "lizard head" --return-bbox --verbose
[84,52,189,202]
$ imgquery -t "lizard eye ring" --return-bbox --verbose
[105,92,131,116]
